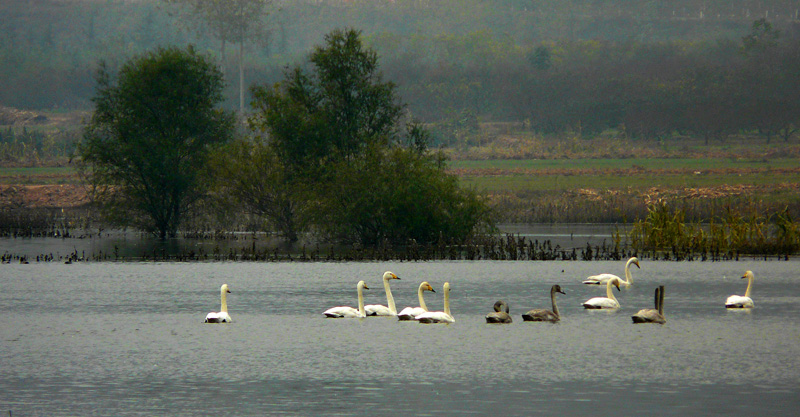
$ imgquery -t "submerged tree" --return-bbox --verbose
[239,28,492,245]
[210,138,303,243]
[79,46,235,238]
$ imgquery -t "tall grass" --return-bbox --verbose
[629,203,800,258]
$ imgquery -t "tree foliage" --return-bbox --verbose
[209,138,303,242]
[79,46,235,238]
[250,28,403,172]
[239,28,491,245]
[314,144,492,246]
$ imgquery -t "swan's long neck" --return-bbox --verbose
[220,288,228,313]
[658,286,664,315]
[417,284,428,311]
[383,278,397,314]
[605,280,618,301]
[357,285,366,316]
[624,260,634,284]
[550,288,560,318]
[443,286,451,316]
[744,274,753,298]
[653,287,660,310]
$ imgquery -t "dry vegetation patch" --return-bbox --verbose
[0,184,88,209]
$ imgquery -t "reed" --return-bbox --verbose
[629,203,800,258]
[0,231,629,263]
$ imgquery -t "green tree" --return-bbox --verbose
[315,144,492,246]
[243,28,405,242]
[250,28,403,173]
[79,46,235,239]
[245,28,491,245]
[210,138,303,243]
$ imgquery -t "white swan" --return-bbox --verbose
[364,271,401,316]
[522,284,566,322]
[204,284,232,323]
[323,280,370,318]
[725,270,755,308]
[632,285,666,324]
[583,257,640,286]
[416,282,454,323]
[582,277,622,309]
[397,281,436,320]
[485,300,513,323]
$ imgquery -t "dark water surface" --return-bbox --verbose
[1,224,623,261]
[1,260,799,416]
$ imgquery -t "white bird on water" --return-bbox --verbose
[583,257,640,286]
[204,284,232,323]
[323,280,370,318]
[725,271,755,309]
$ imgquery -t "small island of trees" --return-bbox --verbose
[77,28,493,251]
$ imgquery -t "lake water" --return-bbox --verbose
[1,260,799,416]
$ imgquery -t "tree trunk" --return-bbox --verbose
[239,40,245,115]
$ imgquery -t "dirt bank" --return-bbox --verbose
[0,184,88,209]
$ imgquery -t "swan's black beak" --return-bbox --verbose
[227,289,231,293]
[558,289,566,295]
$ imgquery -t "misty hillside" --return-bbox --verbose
[2,0,800,139]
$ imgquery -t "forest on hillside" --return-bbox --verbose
[2,0,800,142]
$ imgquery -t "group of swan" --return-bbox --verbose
[319,271,454,323]
[579,257,634,309]
[203,260,757,324]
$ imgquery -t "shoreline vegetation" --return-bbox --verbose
[0,224,794,264]
[2,118,799,261]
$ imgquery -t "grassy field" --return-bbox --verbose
[447,157,799,171]
[449,157,800,192]
[457,171,800,193]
